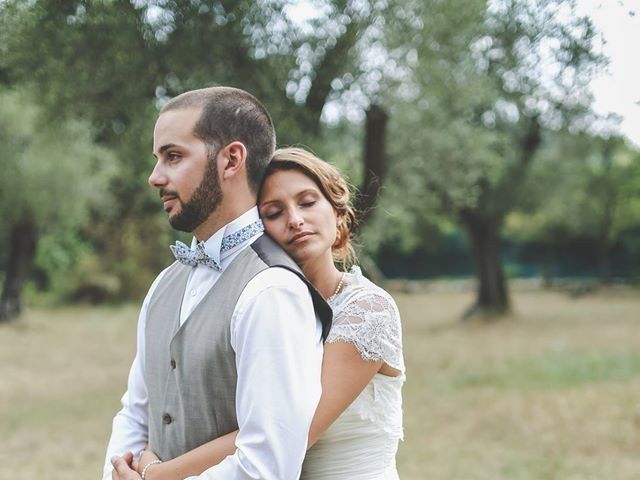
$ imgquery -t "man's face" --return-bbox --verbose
[150,108,222,232]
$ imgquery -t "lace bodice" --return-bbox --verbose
[301,267,404,479]
[327,267,405,373]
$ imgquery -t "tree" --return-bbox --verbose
[1,0,382,168]
[0,89,114,320]
[0,0,392,301]
[381,0,606,317]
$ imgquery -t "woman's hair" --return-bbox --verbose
[261,147,357,267]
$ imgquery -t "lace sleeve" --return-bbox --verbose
[327,289,404,372]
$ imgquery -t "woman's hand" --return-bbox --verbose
[135,449,161,478]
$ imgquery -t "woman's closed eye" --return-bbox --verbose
[262,209,282,220]
[299,193,319,207]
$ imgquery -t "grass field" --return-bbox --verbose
[1,288,639,479]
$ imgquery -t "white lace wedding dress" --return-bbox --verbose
[301,267,405,480]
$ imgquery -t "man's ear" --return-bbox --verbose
[220,141,247,180]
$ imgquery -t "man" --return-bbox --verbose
[103,87,331,480]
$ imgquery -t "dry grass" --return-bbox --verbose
[1,289,639,479]
[0,305,138,479]
[396,288,640,480]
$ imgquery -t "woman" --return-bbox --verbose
[131,147,405,479]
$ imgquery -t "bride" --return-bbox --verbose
[113,147,405,479]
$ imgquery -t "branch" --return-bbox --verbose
[305,6,361,132]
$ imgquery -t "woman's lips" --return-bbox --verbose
[289,232,314,245]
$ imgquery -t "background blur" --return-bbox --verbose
[1,0,639,479]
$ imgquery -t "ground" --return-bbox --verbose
[1,287,639,479]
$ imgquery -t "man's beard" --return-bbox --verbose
[166,150,223,233]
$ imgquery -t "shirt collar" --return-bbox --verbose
[190,207,263,265]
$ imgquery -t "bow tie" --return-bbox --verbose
[170,220,264,270]
[170,241,222,270]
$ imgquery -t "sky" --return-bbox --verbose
[577,0,639,146]
[286,0,640,147]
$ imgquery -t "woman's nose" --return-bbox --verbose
[287,210,304,228]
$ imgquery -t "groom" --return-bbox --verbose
[103,87,331,479]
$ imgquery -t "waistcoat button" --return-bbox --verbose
[170,359,176,369]
[163,413,172,424]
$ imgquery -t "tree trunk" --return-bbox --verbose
[596,145,616,286]
[0,214,38,321]
[304,4,360,135]
[355,104,389,229]
[541,242,555,289]
[596,235,612,286]
[461,212,510,319]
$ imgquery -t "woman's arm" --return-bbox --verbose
[140,430,237,480]
[307,341,383,447]
[141,342,385,479]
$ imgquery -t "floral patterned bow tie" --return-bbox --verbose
[170,241,222,270]
[169,220,264,270]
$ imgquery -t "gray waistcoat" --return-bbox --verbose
[145,234,331,461]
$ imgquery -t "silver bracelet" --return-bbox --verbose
[141,459,162,480]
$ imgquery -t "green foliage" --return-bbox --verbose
[0,0,380,299]
[0,89,116,297]
[33,227,90,291]
[384,0,606,218]
[1,0,638,297]
[508,133,640,242]
[0,90,115,225]
[357,0,633,293]
[0,0,372,147]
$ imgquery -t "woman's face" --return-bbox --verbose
[259,169,338,267]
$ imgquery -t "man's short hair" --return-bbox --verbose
[161,87,276,193]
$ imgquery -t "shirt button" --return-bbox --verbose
[190,289,197,297]
[163,413,172,424]
[170,359,176,369]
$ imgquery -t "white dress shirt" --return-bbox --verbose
[103,207,323,480]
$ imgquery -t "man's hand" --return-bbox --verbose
[111,452,142,480]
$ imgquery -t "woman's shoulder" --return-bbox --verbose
[328,266,402,330]
[338,266,400,314]
[327,266,405,371]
